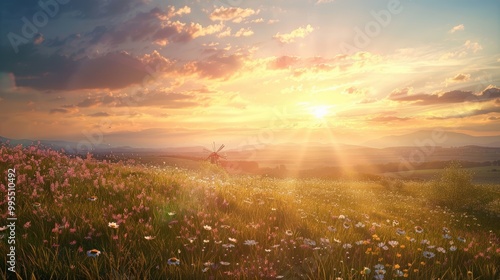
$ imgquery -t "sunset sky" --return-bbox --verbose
[0,0,499,148]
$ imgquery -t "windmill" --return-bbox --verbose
[204,142,226,165]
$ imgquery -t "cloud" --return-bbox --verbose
[445,73,470,85]
[464,40,482,53]
[428,106,500,120]
[234,28,254,37]
[316,0,336,4]
[450,73,470,82]
[47,7,221,54]
[449,24,464,33]
[0,72,16,90]
[389,86,500,105]
[183,53,245,79]
[344,86,367,95]
[166,6,191,18]
[209,7,257,23]
[88,112,110,117]
[0,44,152,90]
[268,56,299,69]
[33,33,44,45]
[388,87,413,99]
[50,108,70,114]
[273,25,314,44]
[368,115,410,123]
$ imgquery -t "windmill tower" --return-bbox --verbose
[204,142,226,165]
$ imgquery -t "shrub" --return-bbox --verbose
[431,162,475,209]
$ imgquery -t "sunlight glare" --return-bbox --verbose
[311,106,330,119]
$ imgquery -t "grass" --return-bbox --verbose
[0,144,499,279]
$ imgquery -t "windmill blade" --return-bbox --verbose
[217,144,225,152]
[203,148,212,153]
[213,142,216,152]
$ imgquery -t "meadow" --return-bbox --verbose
[0,144,499,279]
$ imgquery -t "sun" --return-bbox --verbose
[311,105,330,119]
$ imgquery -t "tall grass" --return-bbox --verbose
[0,144,499,279]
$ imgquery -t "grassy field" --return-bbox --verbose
[1,144,499,279]
[383,166,500,184]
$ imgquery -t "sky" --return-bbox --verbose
[0,0,499,149]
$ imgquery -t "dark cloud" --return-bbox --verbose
[389,87,500,105]
[65,90,200,109]
[427,106,500,120]
[0,45,151,90]
[88,112,109,117]
[49,108,69,114]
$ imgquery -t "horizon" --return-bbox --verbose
[1,0,499,149]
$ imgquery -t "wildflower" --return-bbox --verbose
[24,221,31,229]
[285,230,293,236]
[88,196,98,201]
[244,240,258,246]
[320,238,330,244]
[392,220,400,226]
[374,264,386,280]
[343,222,351,229]
[144,236,156,240]
[342,243,352,249]
[355,222,365,228]
[86,249,101,257]
[33,202,41,208]
[0,226,7,231]
[219,261,230,266]
[442,227,450,234]
[338,214,346,219]
[457,236,466,243]
[396,228,406,235]
[304,238,316,246]
[108,222,119,229]
[228,237,237,243]
[203,239,210,243]
[422,251,435,258]
[361,267,371,275]
[443,233,452,239]
[167,212,176,216]
[393,269,404,277]
[450,245,457,252]
[222,244,235,248]
[69,240,77,245]
[167,257,180,265]
[414,226,424,233]
[203,225,212,231]
[388,240,399,247]
[437,247,446,253]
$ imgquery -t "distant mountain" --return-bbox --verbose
[364,130,500,148]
